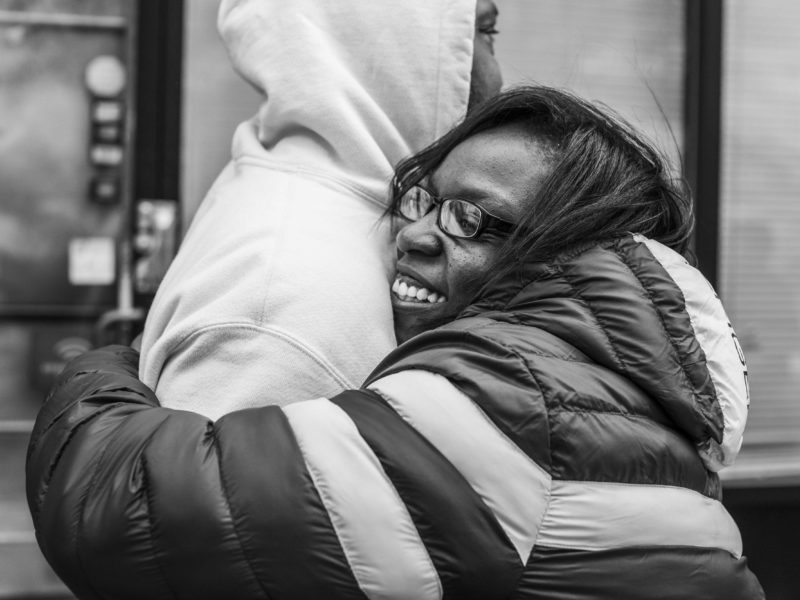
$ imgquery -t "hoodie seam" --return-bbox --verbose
[167,321,355,390]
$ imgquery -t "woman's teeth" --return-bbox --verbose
[392,277,446,304]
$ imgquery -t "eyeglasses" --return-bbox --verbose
[396,185,516,240]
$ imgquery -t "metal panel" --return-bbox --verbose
[0,1,134,317]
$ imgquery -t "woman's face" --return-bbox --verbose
[392,125,550,343]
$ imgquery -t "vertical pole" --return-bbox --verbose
[134,0,183,203]
[684,0,724,288]
[132,0,183,315]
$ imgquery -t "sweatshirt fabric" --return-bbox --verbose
[27,235,761,599]
[139,0,476,419]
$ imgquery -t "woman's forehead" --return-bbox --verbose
[430,126,549,220]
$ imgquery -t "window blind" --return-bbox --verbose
[719,0,800,486]
[495,0,685,170]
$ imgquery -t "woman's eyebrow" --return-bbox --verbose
[432,184,514,220]
[432,181,492,203]
[428,172,505,208]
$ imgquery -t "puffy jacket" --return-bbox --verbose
[27,235,763,599]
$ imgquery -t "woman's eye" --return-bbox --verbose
[480,225,508,239]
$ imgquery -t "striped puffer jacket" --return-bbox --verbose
[27,234,764,599]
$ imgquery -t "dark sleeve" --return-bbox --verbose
[26,345,522,600]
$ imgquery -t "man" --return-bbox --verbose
[138,0,502,419]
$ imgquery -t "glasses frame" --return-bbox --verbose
[397,185,516,240]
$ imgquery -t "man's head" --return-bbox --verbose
[469,0,503,111]
[389,85,694,343]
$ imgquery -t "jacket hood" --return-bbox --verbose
[464,234,750,472]
[219,0,476,205]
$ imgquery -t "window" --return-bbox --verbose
[496,0,685,169]
[718,0,800,485]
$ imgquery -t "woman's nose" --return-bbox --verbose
[395,211,443,256]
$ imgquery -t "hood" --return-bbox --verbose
[218,0,476,205]
[465,234,750,472]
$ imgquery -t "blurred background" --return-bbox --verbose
[0,0,797,598]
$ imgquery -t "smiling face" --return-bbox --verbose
[391,124,552,343]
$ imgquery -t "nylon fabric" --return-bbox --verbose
[35,411,140,600]
[546,407,718,495]
[136,411,272,599]
[282,398,439,600]
[455,235,744,474]
[511,243,722,447]
[56,409,231,599]
[215,408,368,599]
[634,234,749,470]
[517,546,763,600]
[366,327,553,470]
[333,389,521,599]
[366,370,550,563]
[613,237,724,441]
[536,480,742,557]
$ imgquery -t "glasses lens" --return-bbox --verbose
[440,199,482,237]
[398,186,433,221]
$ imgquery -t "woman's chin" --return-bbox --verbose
[392,300,451,344]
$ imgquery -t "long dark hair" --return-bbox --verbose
[389,85,694,286]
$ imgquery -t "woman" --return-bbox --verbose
[27,87,763,599]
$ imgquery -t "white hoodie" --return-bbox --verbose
[139,0,477,419]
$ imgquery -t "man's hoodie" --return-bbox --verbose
[139,0,478,419]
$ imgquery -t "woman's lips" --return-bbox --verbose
[391,274,447,304]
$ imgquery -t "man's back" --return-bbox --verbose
[138,0,479,418]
